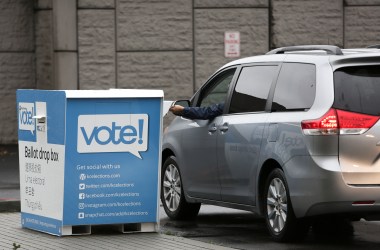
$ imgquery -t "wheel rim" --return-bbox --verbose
[163,164,182,212]
[266,177,288,233]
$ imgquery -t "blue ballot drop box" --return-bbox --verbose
[17,89,163,236]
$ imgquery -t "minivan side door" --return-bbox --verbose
[216,64,280,205]
[181,67,237,200]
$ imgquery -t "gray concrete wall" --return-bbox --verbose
[118,51,193,101]
[78,9,116,90]
[271,0,344,48]
[116,0,193,101]
[0,0,35,144]
[117,0,193,51]
[194,7,269,88]
[344,5,380,47]
[1,0,380,143]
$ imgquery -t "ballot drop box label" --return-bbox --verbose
[17,90,162,235]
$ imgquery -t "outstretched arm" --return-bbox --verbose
[170,103,224,120]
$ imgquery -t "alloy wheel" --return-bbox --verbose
[163,163,182,212]
[266,177,288,233]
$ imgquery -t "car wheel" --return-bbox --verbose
[264,168,309,242]
[161,156,200,220]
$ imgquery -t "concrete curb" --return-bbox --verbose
[0,200,20,212]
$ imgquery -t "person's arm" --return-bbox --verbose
[169,105,185,116]
[170,103,224,120]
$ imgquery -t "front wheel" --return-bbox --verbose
[264,169,309,242]
[161,156,200,220]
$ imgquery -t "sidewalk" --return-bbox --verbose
[0,212,232,250]
[0,146,233,249]
[0,145,20,212]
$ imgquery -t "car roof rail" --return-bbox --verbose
[366,44,380,49]
[266,45,343,55]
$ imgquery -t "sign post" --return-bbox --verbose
[17,89,163,236]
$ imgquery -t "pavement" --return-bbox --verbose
[0,145,20,212]
[0,212,233,250]
[0,145,233,250]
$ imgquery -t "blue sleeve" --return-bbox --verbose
[182,103,224,120]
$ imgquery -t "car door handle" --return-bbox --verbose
[208,124,217,133]
[219,123,229,132]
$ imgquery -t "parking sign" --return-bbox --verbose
[224,31,240,58]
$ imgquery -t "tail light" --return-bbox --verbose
[352,200,375,206]
[301,108,379,135]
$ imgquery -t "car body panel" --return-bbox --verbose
[217,113,269,205]
[180,116,222,200]
[284,155,380,217]
[163,116,222,200]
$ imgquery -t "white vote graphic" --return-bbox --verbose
[18,102,35,134]
[77,114,148,159]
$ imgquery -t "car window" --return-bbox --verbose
[333,65,380,116]
[199,68,236,108]
[229,65,277,113]
[272,63,316,112]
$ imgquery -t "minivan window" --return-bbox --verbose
[272,63,316,112]
[199,68,236,108]
[334,65,380,116]
[229,65,277,113]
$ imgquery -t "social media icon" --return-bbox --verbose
[78,203,85,209]
[79,193,85,199]
[80,174,86,180]
[79,183,85,190]
[78,213,84,219]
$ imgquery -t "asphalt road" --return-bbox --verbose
[159,205,380,250]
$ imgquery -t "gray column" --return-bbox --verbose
[52,0,78,90]
[35,4,54,90]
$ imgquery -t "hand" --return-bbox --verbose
[170,105,184,116]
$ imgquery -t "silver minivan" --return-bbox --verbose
[161,45,380,241]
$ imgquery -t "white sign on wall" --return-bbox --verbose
[224,31,240,58]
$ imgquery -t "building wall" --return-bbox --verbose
[0,0,35,144]
[271,0,344,47]
[1,0,380,144]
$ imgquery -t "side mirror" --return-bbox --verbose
[174,100,190,108]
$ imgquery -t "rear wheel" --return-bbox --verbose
[161,156,200,220]
[264,169,309,242]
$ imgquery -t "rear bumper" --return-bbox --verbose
[284,155,380,218]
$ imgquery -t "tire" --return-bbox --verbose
[161,156,201,220]
[264,169,309,242]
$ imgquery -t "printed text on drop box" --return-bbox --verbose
[19,102,35,134]
[77,114,148,158]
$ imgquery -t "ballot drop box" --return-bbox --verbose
[17,89,163,236]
